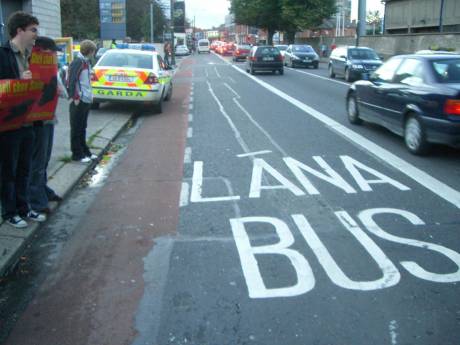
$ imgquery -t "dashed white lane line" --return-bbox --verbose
[389,320,398,345]
[214,66,222,78]
[187,127,193,138]
[213,52,460,209]
[188,113,193,122]
[188,103,193,110]
[224,82,240,99]
[184,147,192,164]
[180,182,190,207]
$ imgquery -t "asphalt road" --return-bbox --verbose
[1,52,459,345]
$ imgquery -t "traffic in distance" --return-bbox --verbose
[208,41,460,155]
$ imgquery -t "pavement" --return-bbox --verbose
[0,98,133,277]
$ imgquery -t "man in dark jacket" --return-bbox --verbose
[0,11,46,228]
[66,39,97,163]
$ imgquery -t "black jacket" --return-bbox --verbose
[0,41,20,80]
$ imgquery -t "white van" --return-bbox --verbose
[197,39,210,54]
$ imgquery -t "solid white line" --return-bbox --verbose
[233,98,288,156]
[237,150,272,158]
[184,147,192,164]
[206,80,250,153]
[224,82,240,98]
[180,182,190,207]
[187,127,193,138]
[212,53,460,209]
[214,66,222,78]
[285,67,349,86]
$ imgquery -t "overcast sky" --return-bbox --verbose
[183,0,385,30]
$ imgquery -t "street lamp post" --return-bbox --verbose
[0,3,4,44]
[170,0,175,66]
[439,0,445,33]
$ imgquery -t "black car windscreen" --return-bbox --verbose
[349,49,379,60]
[255,47,281,57]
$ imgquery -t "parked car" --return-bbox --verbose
[346,53,460,154]
[175,45,190,56]
[329,46,382,82]
[197,39,210,54]
[274,44,288,57]
[246,46,284,75]
[91,49,173,113]
[284,44,319,68]
[233,44,251,61]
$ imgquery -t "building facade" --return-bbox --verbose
[0,0,62,42]
[384,0,460,33]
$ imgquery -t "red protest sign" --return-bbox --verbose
[0,79,43,132]
[27,47,59,122]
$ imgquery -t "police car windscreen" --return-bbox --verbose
[98,52,153,69]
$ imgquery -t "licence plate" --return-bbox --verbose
[263,57,274,61]
[107,75,133,82]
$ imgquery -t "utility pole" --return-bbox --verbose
[0,3,4,44]
[439,0,445,33]
[170,0,175,66]
[356,0,366,46]
[150,1,154,42]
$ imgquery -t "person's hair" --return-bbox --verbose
[7,11,39,38]
[35,36,59,51]
[80,40,97,56]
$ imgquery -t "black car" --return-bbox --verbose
[346,54,460,154]
[284,44,319,69]
[246,46,284,75]
[329,46,382,82]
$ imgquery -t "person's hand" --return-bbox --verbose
[22,70,32,79]
[73,99,80,106]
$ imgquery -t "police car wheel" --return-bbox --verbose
[165,84,173,101]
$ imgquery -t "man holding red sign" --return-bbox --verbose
[0,11,46,228]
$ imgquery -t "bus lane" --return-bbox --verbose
[147,54,460,345]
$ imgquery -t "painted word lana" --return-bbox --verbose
[230,208,460,299]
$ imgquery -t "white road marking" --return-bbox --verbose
[206,80,250,153]
[188,103,193,110]
[188,113,193,122]
[389,320,398,345]
[285,67,349,86]
[228,76,236,84]
[191,161,241,202]
[187,127,193,138]
[220,59,460,209]
[205,68,209,78]
[237,150,272,157]
[184,147,192,164]
[214,66,222,78]
[233,98,287,156]
[189,96,194,103]
[224,82,240,98]
[180,182,189,207]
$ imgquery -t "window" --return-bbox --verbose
[394,59,424,84]
[293,45,314,53]
[372,57,402,82]
[431,58,460,83]
[348,49,379,60]
[256,47,280,57]
[99,53,153,69]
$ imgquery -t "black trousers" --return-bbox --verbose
[69,101,91,160]
[0,126,35,219]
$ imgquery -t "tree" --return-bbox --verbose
[366,10,382,35]
[126,0,167,41]
[61,0,100,40]
[230,0,336,45]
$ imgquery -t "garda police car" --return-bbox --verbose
[91,45,172,113]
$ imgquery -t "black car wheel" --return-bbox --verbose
[345,68,353,82]
[250,65,255,75]
[313,62,319,69]
[164,83,173,101]
[279,68,284,75]
[404,115,430,155]
[328,64,335,78]
[347,93,362,125]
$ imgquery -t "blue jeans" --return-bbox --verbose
[0,126,35,219]
[30,123,58,211]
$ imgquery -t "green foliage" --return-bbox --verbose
[61,0,100,40]
[61,0,168,42]
[230,0,336,44]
